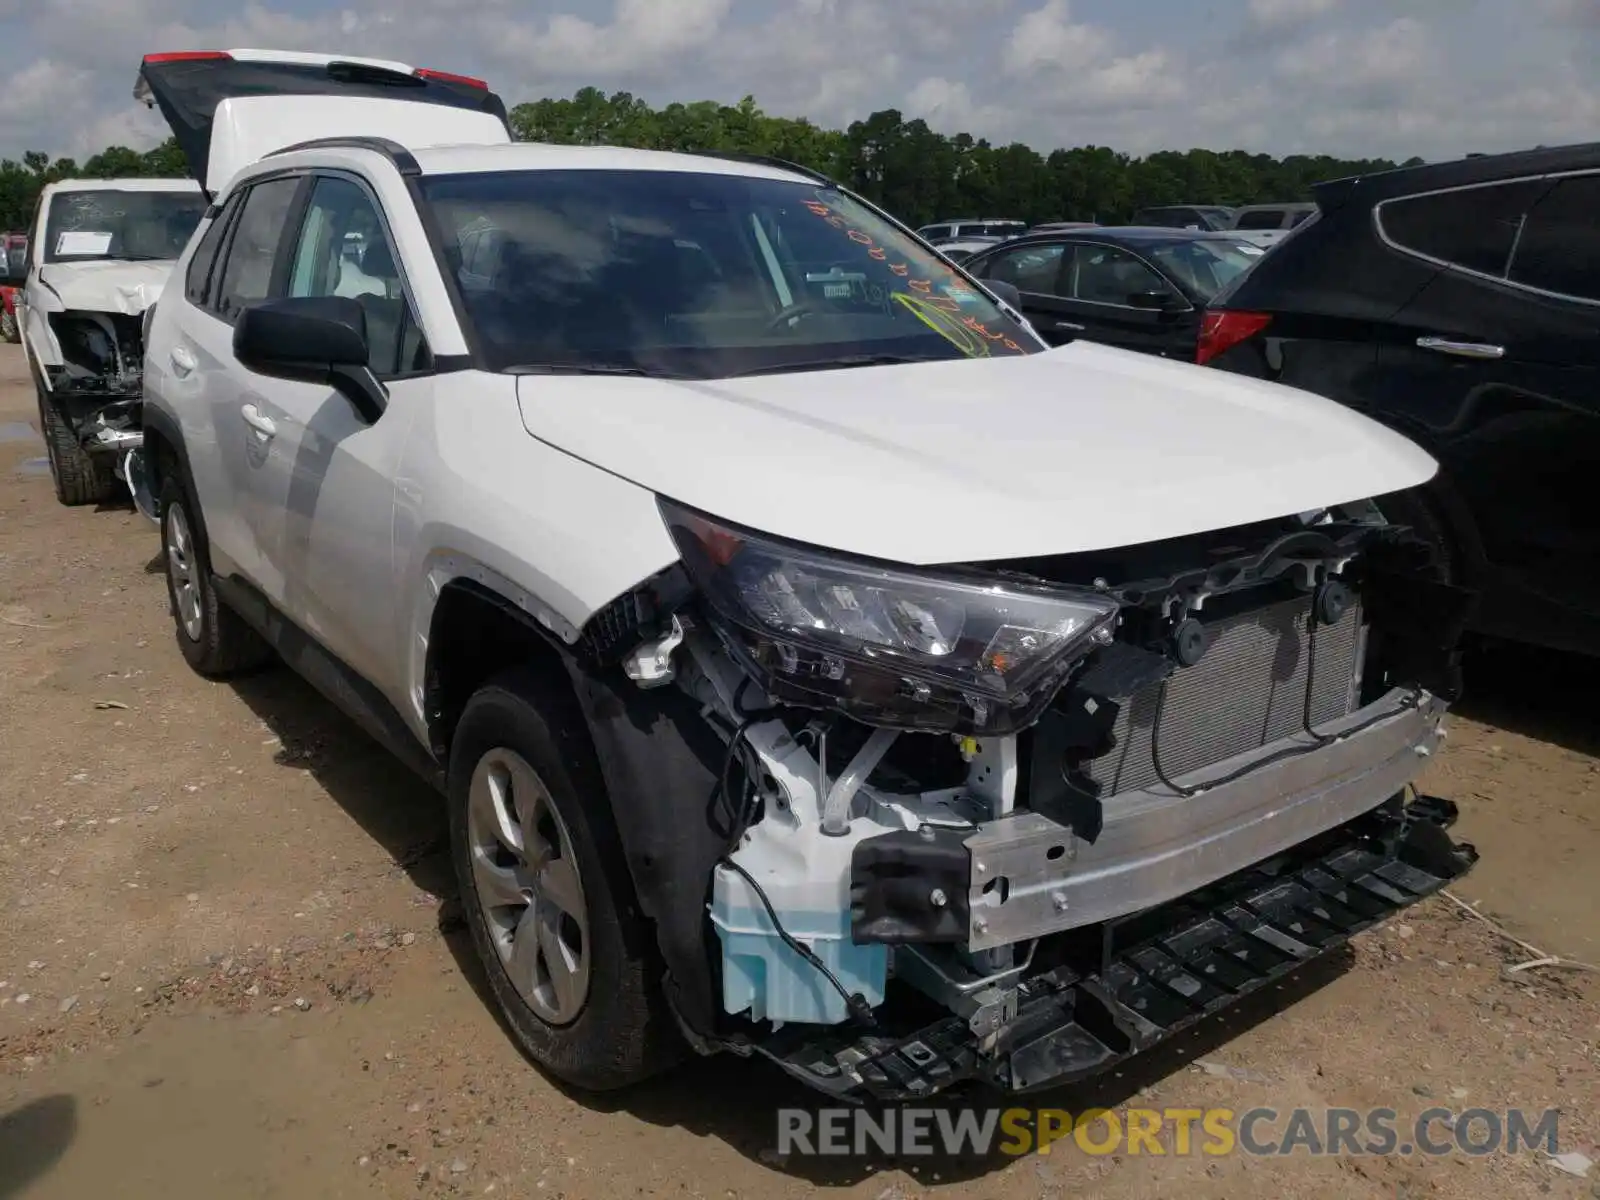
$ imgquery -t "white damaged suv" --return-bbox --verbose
[137,49,1479,1098]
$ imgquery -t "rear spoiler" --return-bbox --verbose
[135,51,511,193]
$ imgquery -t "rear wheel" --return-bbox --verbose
[449,668,681,1091]
[36,386,115,507]
[159,473,272,677]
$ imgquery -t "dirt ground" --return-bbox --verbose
[0,339,1594,1200]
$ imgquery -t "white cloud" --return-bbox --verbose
[1247,0,1338,27]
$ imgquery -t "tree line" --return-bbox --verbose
[2,86,1422,232]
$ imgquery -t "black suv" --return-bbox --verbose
[1200,143,1600,658]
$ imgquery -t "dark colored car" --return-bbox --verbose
[962,227,1267,357]
[1200,143,1600,658]
[1130,205,1236,231]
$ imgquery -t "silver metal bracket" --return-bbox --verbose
[623,616,685,689]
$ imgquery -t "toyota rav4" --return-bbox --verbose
[134,49,1479,1099]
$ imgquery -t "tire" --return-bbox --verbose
[1378,486,1461,584]
[0,309,15,343]
[36,385,116,507]
[449,668,681,1091]
[158,473,272,677]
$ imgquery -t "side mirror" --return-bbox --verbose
[233,296,386,423]
[1128,288,1184,312]
[984,279,1023,310]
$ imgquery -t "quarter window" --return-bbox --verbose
[213,177,301,321]
[184,197,238,308]
[1378,180,1546,277]
[1508,174,1600,301]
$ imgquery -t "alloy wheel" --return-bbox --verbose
[466,747,591,1025]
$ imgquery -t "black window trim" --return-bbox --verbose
[1372,168,1600,309]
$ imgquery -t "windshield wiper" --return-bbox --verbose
[507,362,690,379]
[104,253,170,262]
[726,352,951,378]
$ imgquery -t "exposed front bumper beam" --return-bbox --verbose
[754,793,1476,1101]
[964,688,1442,949]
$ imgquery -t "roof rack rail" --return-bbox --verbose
[679,149,839,188]
[266,136,421,176]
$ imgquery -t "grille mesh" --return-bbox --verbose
[1086,596,1365,795]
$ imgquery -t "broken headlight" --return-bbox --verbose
[660,500,1120,734]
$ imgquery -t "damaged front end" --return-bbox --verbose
[569,494,1479,1101]
[35,307,155,509]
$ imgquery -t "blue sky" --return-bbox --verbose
[3,0,1596,163]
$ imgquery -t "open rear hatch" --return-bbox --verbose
[134,49,513,194]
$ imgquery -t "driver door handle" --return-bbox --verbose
[1417,336,1504,360]
[1053,320,1086,332]
[169,345,197,377]
[240,403,276,438]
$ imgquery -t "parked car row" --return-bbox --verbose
[19,47,1524,1118]
[961,147,1599,659]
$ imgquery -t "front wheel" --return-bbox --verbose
[0,309,16,343]
[449,668,681,1091]
[36,386,115,507]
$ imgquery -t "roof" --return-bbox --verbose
[41,177,202,195]
[407,141,816,182]
[1231,202,1317,211]
[1314,141,1600,208]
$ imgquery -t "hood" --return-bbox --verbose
[36,260,176,315]
[515,342,1437,567]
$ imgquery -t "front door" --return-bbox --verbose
[1372,172,1600,653]
[230,172,432,693]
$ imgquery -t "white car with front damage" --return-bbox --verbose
[18,176,206,505]
[135,49,1481,1100]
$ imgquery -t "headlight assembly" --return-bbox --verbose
[659,499,1120,734]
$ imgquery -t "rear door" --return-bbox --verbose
[155,174,305,582]
[1372,172,1600,651]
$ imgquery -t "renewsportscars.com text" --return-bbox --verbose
[776,1106,1562,1159]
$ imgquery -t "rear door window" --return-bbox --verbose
[1508,174,1600,301]
[983,243,1067,294]
[1377,180,1547,277]
[213,177,302,322]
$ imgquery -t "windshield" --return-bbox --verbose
[420,169,1038,378]
[43,190,207,264]
[1145,238,1264,302]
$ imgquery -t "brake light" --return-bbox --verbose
[143,51,232,63]
[414,67,488,89]
[1196,310,1272,365]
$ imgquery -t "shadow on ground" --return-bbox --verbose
[0,1094,77,1199]
[217,659,1365,1186]
[1458,641,1600,758]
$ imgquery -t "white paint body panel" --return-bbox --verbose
[205,95,510,194]
[515,341,1437,565]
